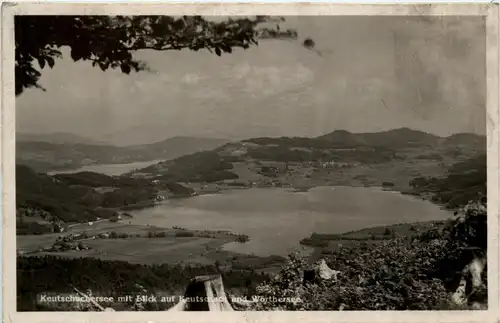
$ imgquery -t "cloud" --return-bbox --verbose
[181,73,205,85]
[226,63,315,97]
[191,87,230,101]
[16,16,486,142]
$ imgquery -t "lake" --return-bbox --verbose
[127,187,453,257]
[48,160,164,176]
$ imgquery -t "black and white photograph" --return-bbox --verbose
[3,4,498,318]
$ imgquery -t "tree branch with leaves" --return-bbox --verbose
[15,15,298,95]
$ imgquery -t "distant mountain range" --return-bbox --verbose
[272,128,484,149]
[99,124,222,146]
[131,127,486,183]
[17,132,107,146]
[316,128,438,147]
[16,136,228,172]
[315,128,485,149]
[235,128,485,159]
[16,128,486,174]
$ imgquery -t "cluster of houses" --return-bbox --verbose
[155,195,166,202]
[302,160,357,169]
[44,240,91,253]
[256,160,359,173]
[297,160,358,169]
[55,232,90,243]
[256,179,292,188]
[258,162,296,176]
[52,222,66,233]
[260,166,282,174]
[321,161,336,168]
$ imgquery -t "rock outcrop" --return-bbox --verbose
[317,259,341,280]
[451,255,487,308]
[303,258,341,285]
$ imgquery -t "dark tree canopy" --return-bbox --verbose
[303,37,315,49]
[15,15,298,95]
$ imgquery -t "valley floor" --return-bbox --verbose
[180,159,449,197]
[17,221,285,273]
[17,215,446,276]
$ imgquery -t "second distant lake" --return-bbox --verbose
[48,159,164,176]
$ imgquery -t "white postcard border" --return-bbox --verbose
[2,3,499,323]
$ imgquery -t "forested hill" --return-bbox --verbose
[408,154,487,209]
[16,164,194,229]
[16,165,153,224]
[246,128,485,150]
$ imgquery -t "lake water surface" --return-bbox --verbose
[48,160,163,176]
[128,187,453,257]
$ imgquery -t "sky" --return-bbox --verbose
[16,16,486,146]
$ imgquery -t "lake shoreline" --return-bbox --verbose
[22,158,455,268]
[121,182,447,213]
[17,216,448,275]
[124,186,453,258]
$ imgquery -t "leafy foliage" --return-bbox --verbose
[450,200,487,250]
[429,199,487,289]
[15,15,297,95]
[252,240,451,310]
